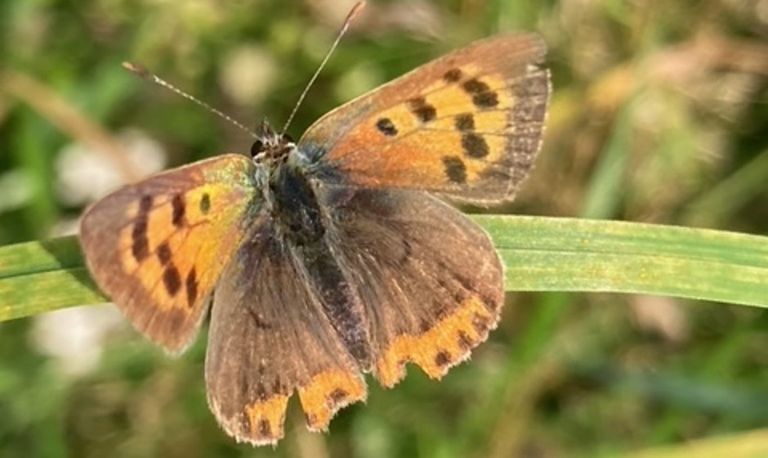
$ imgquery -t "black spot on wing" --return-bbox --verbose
[376,118,398,136]
[131,220,149,262]
[442,156,467,184]
[458,331,473,350]
[200,193,211,214]
[138,194,153,212]
[185,267,198,307]
[462,78,499,108]
[443,68,463,83]
[462,133,490,158]
[408,96,437,123]
[473,92,499,108]
[131,195,153,262]
[171,194,185,227]
[156,242,172,265]
[163,264,182,297]
[455,113,475,132]
[329,388,348,403]
[435,351,451,367]
[463,79,490,93]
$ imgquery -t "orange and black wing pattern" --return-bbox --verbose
[79,154,258,353]
[301,33,550,203]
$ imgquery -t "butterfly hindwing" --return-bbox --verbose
[79,154,258,353]
[300,33,550,203]
[321,185,504,386]
[206,220,366,446]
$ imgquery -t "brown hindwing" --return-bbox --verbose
[322,185,504,386]
[205,222,366,446]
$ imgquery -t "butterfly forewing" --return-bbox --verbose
[79,154,259,353]
[300,33,550,203]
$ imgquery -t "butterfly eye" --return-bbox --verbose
[282,133,295,144]
[250,140,264,157]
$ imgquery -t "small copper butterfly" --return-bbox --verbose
[79,16,550,445]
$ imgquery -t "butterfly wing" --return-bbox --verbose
[300,33,550,203]
[206,220,366,445]
[321,185,504,386]
[79,154,259,353]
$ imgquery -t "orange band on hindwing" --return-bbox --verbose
[298,369,367,431]
[375,295,498,387]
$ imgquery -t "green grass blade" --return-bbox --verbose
[580,98,634,219]
[0,237,106,320]
[1,216,767,322]
[480,215,768,307]
[625,428,768,458]
[682,148,768,227]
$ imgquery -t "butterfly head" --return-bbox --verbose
[250,120,296,167]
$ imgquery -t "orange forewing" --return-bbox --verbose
[79,154,258,352]
[301,33,550,203]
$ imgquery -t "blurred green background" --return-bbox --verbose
[1,0,767,457]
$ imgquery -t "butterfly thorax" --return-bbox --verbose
[268,161,326,247]
[247,123,324,247]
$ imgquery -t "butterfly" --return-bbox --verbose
[79,32,550,445]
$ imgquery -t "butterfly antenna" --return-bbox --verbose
[122,62,260,139]
[280,1,366,136]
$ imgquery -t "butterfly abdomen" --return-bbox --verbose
[268,163,373,367]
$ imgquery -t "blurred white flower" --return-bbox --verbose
[631,295,689,343]
[308,0,443,39]
[760,0,768,24]
[55,129,166,206]
[0,170,34,213]
[219,45,278,107]
[31,304,125,378]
